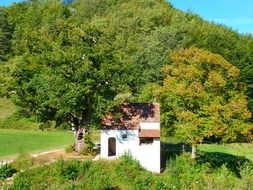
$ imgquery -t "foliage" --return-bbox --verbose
[6,153,253,190]
[0,95,37,130]
[0,0,252,159]
[198,151,251,177]
[80,161,115,190]
[0,115,38,130]
[5,0,135,136]
[0,163,16,179]
[154,47,252,148]
[11,153,34,171]
[80,135,96,155]
[0,7,12,61]
[55,159,81,180]
[114,154,145,182]
[0,2,252,188]
[0,0,252,132]
[65,144,74,153]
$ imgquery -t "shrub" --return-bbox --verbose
[12,163,65,190]
[79,160,92,173]
[235,164,253,190]
[201,165,237,190]
[80,147,97,156]
[80,135,97,156]
[198,151,251,177]
[11,153,34,171]
[8,152,253,190]
[55,159,81,180]
[11,172,32,190]
[153,179,168,190]
[38,120,55,130]
[0,112,38,130]
[115,154,144,181]
[0,163,17,179]
[80,161,113,190]
[65,144,74,153]
[134,173,154,190]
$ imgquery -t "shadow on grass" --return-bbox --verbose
[161,142,191,170]
[198,151,252,177]
[161,142,252,177]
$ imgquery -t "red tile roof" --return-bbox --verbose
[101,103,160,130]
[138,129,160,138]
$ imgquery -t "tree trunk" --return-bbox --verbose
[191,144,197,159]
[69,107,92,153]
[74,128,86,153]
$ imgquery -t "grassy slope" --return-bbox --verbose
[0,98,74,158]
[0,98,16,120]
[0,129,74,158]
[0,97,39,129]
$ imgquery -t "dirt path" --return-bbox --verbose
[31,149,93,162]
[0,149,93,168]
[1,149,94,188]
[1,149,95,190]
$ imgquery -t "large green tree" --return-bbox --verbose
[155,47,252,158]
[5,0,253,114]
[9,1,134,151]
[3,0,253,153]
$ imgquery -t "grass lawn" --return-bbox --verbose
[199,143,253,161]
[0,129,74,159]
[162,136,253,162]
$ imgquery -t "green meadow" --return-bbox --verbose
[0,129,74,158]
[0,98,72,158]
[199,143,253,162]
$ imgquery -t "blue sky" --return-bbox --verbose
[168,0,253,34]
[1,0,253,34]
[0,0,22,6]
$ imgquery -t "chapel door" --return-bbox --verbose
[108,137,116,156]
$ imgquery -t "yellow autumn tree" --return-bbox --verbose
[157,47,252,158]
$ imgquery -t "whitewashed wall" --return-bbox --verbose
[140,122,160,130]
[100,130,139,158]
[101,122,160,173]
[136,137,160,173]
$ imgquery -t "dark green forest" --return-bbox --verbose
[0,0,253,142]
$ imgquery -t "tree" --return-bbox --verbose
[9,1,134,152]
[4,0,253,154]
[5,0,253,118]
[0,7,12,61]
[156,47,252,158]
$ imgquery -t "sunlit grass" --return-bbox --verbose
[199,143,253,161]
[0,129,74,158]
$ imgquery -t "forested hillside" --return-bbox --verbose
[0,0,252,135]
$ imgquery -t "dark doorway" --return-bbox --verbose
[108,137,116,156]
